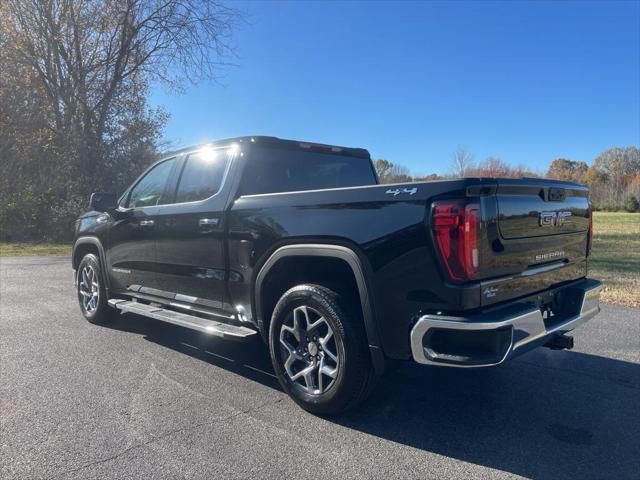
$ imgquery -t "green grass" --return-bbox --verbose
[590,212,640,308]
[0,243,71,256]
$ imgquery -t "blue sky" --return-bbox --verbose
[150,0,640,175]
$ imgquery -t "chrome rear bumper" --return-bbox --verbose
[410,278,603,367]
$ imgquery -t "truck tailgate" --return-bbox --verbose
[478,178,591,305]
[496,180,589,239]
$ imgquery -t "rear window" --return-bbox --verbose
[241,149,376,195]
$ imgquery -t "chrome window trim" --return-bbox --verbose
[157,145,236,208]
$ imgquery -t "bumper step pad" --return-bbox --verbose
[108,299,257,340]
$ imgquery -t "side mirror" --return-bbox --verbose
[89,192,118,212]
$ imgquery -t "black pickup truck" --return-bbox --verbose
[73,136,602,413]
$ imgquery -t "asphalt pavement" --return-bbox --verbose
[1,256,639,479]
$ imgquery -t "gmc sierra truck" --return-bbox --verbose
[73,136,602,414]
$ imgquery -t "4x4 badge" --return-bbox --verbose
[386,187,417,196]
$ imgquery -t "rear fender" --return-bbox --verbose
[254,243,385,374]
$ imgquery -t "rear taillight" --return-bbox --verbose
[586,204,593,256]
[432,200,480,282]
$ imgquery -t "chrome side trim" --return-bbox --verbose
[168,301,236,320]
[520,260,566,277]
[410,280,603,368]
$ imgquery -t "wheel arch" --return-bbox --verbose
[73,237,110,290]
[254,243,385,373]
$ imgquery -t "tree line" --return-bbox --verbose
[0,0,240,242]
[374,145,640,212]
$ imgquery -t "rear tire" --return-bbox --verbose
[268,284,377,415]
[76,253,112,324]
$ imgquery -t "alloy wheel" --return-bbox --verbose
[79,265,99,314]
[279,305,339,395]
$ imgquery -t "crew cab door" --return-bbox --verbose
[106,157,179,293]
[153,145,238,312]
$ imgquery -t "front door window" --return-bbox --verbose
[128,158,177,208]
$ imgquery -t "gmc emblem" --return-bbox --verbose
[539,211,572,227]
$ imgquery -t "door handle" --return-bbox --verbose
[139,219,154,227]
[199,218,219,227]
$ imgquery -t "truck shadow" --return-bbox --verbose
[103,312,280,389]
[105,313,639,480]
[336,355,639,479]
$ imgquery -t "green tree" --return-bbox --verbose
[625,195,639,212]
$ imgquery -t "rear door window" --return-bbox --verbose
[174,149,230,203]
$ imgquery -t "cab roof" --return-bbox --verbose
[160,136,371,160]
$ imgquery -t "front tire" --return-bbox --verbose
[77,253,112,324]
[268,284,377,415]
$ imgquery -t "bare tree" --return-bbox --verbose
[373,159,413,183]
[1,0,241,190]
[0,0,242,240]
[449,145,475,177]
[465,157,537,178]
[590,146,640,208]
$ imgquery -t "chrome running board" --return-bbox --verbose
[108,299,257,340]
